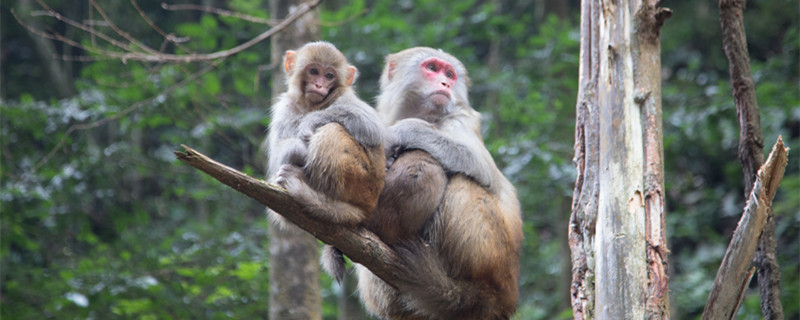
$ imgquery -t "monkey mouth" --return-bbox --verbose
[431,90,451,99]
[306,90,327,103]
[429,90,451,106]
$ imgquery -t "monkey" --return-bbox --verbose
[355,47,523,320]
[265,42,386,274]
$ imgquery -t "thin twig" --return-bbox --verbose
[32,0,134,52]
[88,0,161,55]
[12,10,129,60]
[130,0,194,55]
[19,0,321,63]
[161,2,277,25]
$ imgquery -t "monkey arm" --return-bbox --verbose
[387,118,495,191]
[299,101,386,149]
[267,138,308,178]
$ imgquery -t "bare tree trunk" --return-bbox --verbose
[268,0,321,319]
[718,1,783,318]
[569,0,670,319]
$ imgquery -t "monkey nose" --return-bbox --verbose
[441,81,450,88]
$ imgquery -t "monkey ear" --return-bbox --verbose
[386,61,397,81]
[346,65,358,86]
[284,51,297,74]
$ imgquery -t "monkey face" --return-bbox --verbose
[420,58,457,108]
[304,63,339,104]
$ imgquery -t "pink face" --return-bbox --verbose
[420,58,457,107]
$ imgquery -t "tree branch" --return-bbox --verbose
[702,136,789,320]
[15,0,321,63]
[161,2,277,25]
[173,145,407,289]
[718,1,783,318]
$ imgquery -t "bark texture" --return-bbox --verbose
[268,1,322,318]
[718,0,783,318]
[569,0,670,319]
[702,138,789,320]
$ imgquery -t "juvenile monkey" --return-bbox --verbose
[356,48,523,320]
[266,41,385,243]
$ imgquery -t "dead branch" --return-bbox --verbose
[173,145,409,289]
[702,136,789,320]
[718,0,783,318]
[14,0,321,63]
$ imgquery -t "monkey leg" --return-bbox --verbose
[305,122,385,214]
[367,150,447,245]
[432,174,521,318]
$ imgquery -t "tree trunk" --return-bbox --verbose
[268,0,321,319]
[569,1,671,319]
[717,1,783,319]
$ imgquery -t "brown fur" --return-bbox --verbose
[266,42,387,284]
[267,41,386,232]
[357,47,523,320]
[366,150,446,244]
[305,123,385,215]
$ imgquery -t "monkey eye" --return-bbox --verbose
[309,68,320,75]
[426,63,438,72]
[446,70,455,79]
[325,73,335,80]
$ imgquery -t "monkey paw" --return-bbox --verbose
[385,145,403,169]
[275,164,308,198]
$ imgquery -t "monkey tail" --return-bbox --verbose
[321,245,346,283]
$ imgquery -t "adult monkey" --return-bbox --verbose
[267,42,385,235]
[357,47,523,320]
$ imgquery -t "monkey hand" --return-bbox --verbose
[275,164,311,203]
[298,125,316,145]
[386,119,428,151]
[297,112,332,144]
[384,145,403,169]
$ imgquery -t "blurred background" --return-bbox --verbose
[2,0,797,319]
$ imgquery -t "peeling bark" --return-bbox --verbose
[569,1,670,319]
[569,0,600,318]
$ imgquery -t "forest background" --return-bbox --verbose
[1,0,798,319]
